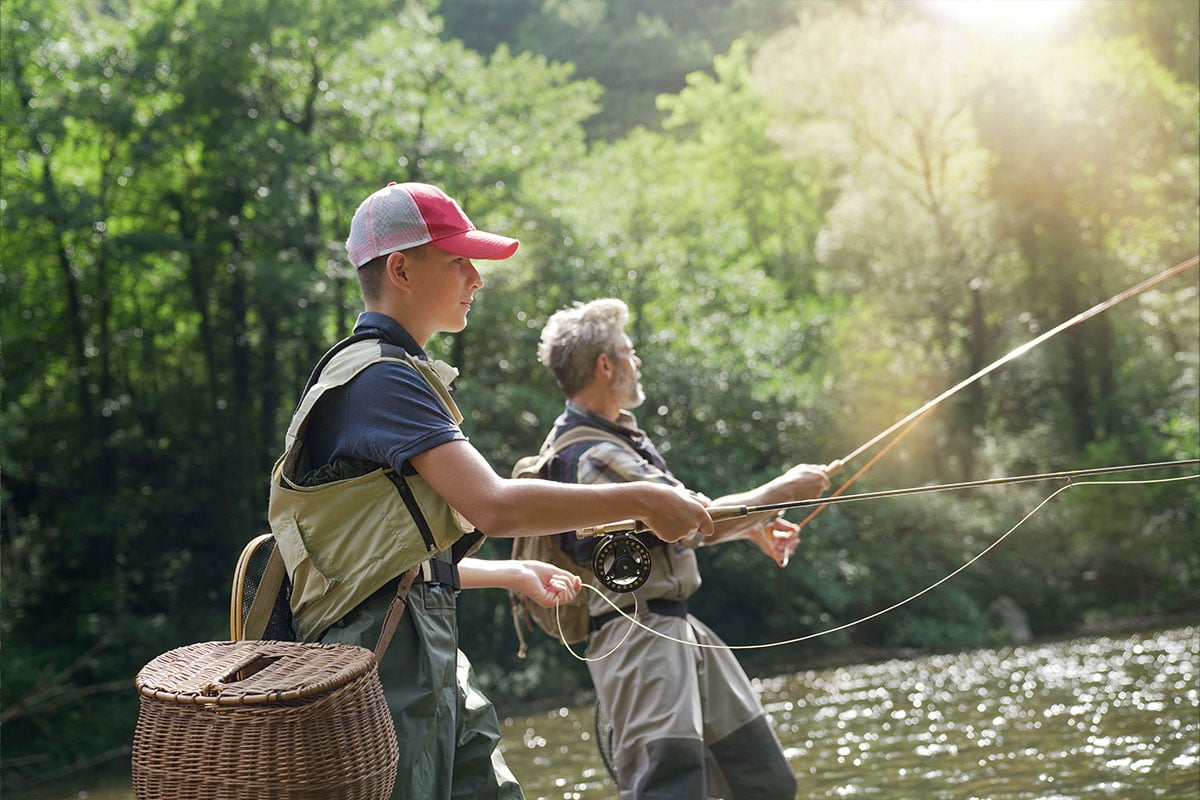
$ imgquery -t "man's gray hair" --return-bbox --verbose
[538,298,630,397]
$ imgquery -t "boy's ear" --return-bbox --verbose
[385,251,410,291]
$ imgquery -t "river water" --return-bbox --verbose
[11,625,1197,799]
[497,625,1199,800]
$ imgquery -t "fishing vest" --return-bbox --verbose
[268,338,474,642]
[548,412,703,615]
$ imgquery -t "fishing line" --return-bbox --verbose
[556,593,640,663]
[557,471,1199,659]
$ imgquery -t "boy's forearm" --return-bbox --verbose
[457,558,521,591]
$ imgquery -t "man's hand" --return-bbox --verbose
[748,515,801,567]
[699,461,832,552]
[776,463,831,499]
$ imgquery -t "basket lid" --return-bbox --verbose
[136,640,378,706]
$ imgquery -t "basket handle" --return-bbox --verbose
[240,540,287,640]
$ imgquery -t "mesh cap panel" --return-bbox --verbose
[345,182,518,267]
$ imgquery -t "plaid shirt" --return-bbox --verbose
[548,403,703,611]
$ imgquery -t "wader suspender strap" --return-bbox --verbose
[550,425,666,558]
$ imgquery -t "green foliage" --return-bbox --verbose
[2,0,1197,786]
[438,0,806,138]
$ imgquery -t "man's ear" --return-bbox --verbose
[595,352,613,380]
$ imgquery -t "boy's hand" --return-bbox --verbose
[643,484,714,543]
[513,561,583,607]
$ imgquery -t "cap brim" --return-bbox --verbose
[434,230,520,260]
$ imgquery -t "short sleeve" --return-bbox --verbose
[333,360,467,471]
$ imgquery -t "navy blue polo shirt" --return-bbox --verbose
[303,312,467,473]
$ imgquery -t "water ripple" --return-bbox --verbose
[499,625,1199,799]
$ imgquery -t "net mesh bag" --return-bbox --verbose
[230,533,294,641]
[133,640,397,800]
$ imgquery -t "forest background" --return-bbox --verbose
[2,0,1197,788]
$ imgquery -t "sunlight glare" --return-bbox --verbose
[924,0,1083,37]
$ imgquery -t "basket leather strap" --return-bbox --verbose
[373,564,421,663]
[242,543,287,640]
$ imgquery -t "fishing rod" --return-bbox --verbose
[580,256,1199,592]
[579,459,1199,539]
[583,461,1199,592]
[827,257,1198,480]
[793,254,1199,533]
[567,467,1200,659]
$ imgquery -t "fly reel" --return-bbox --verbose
[591,533,652,593]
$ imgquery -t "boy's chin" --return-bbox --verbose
[443,315,470,334]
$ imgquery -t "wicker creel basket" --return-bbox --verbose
[132,640,397,800]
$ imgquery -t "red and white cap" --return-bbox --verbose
[346,182,519,267]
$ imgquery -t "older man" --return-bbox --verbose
[535,298,830,800]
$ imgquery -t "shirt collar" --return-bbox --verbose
[565,401,642,437]
[353,311,426,359]
[353,311,461,388]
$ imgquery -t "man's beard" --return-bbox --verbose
[615,369,645,409]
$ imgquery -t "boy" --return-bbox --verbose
[268,183,712,799]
